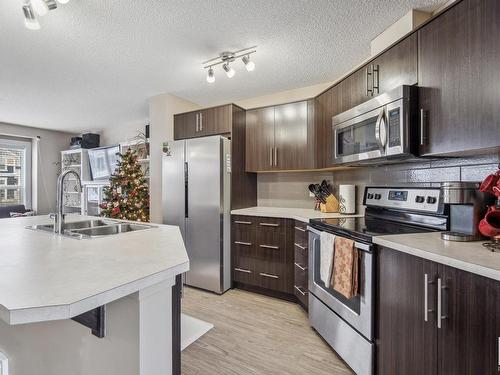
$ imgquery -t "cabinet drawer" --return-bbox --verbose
[294,242,308,267]
[232,216,255,242]
[294,261,308,307]
[256,217,287,248]
[233,264,255,285]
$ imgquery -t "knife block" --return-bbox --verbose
[320,194,340,213]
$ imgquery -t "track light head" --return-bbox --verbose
[23,4,41,30]
[242,55,255,72]
[206,67,215,83]
[223,63,235,78]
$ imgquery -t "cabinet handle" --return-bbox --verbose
[294,262,307,271]
[424,273,435,322]
[294,243,307,250]
[195,113,199,132]
[294,285,307,296]
[372,64,379,95]
[260,222,279,227]
[200,112,203,131]
[259,244,279,250]
[437,277,448,329]
[259,272,279,279]
[497,337,500,371]
[235,268,252,274]
[274,147,278,166]
[420,109,427,146]
[234,220,252,225]
[366,66,373,96]
[294,226,306,232]
[270,147,273,166]
[234,241,252,246]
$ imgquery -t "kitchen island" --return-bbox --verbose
[0,215,189,375]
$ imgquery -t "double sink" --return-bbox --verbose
[29,219,154,239]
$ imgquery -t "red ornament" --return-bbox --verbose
[111,206,121,216]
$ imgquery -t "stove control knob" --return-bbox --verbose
[374,194,382,200]
[367,193,374,199]
[426,196,437,204]
[415,196,425,203]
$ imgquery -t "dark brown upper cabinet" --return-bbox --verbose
[174,104,232,140]
[377,246,500,375]
[418,0,500,156]
[246,100,316,172]
[337,33,418,116]
[314,85,341,168]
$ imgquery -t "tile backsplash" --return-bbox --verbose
[257,153,500,213]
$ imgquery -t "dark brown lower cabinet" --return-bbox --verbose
[377,246,500,375]
[231,215,294,297]
[293,220,309,309]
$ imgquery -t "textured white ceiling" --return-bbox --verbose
[0,0,443,133]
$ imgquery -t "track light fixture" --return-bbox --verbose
[222,63,235,78]
[21,0,70,30]
[202,46,256,83]
[206,67,215,83]
[23,4,40,30]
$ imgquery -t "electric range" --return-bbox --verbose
[307,186,449,375]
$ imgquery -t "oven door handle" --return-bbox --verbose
[375,107,387,152]
[307,226,373,252]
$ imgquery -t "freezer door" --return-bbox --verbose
[185,136,225,293]
[162,140,186,242]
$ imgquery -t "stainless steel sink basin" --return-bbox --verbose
[31,219,115,233]
[71,223,152,237]
[28,219,155,239]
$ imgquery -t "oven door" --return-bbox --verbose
[333,106,388,164]
[308,226,374,340]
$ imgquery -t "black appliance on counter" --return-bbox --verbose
[307,186,449,375]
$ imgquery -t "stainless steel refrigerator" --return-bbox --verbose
[162,135,231,294]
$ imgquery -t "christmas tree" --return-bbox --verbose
[100,149,150,222]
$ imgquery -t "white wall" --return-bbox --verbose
[99,123,146,146]
[148,94,201,223]
[0,123,76,214]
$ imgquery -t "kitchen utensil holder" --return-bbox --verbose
[320,194,339,213]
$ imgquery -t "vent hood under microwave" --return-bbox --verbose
[332,85,419,166]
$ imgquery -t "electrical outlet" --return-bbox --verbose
[0,351,8,375]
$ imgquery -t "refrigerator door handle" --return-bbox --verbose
[184,162,189,218]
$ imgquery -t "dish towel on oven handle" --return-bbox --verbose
[320,231,336,287]
[331,236,359,299]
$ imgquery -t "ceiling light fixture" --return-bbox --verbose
[21,0,66,30]
[222,63,235,78]
[206,67,215,83]
[56,0,70,4]
[202,46,256,83]
[22,4,40,30]
[242,55,255,72]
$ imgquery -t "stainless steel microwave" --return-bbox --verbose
[332,85,418,165]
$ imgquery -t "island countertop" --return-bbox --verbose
[0,215,189,325]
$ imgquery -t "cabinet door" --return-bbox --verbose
[199,105,232,137]
[231,216,256,285]
[245,107,275,172]
[173,112,198,140]
[273,101,309,170]
[376,246,438,375]
[437,264,500,375]
[315,85,342,168]
[372,32,418,95]
[338,67,369,114]
[418,0,500,156]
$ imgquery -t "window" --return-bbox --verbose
[0,137,32,208]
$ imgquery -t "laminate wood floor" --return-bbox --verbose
[181,287,354,375]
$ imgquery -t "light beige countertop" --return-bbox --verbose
[0,215,189,325]
[231,206,363,223]
[374,232,500,281]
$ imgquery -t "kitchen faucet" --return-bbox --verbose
[52,170,82,234]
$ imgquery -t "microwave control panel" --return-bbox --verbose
[364,187,442,213]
